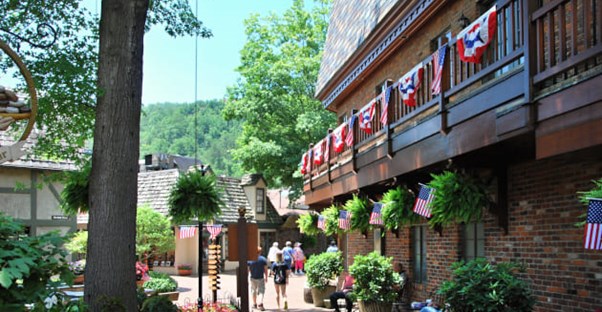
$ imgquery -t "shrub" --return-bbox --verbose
[144,272,178,293]
[438,258,534,312]
[349,251,401,303]
[305,251,343,290]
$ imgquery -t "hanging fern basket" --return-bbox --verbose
[168,170,223,224]
[297,213,321,236]
[427,170,491,228]
[381,185,417,233]
[346,194,370,234]
[60,161,92,215]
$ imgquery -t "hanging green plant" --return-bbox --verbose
[60,161,91,215]
[168,170,223,224]
[427,170,490,228]
[576,177,602,227]
[322,205,341,236]
[381,185,418,231]
[297,213,320,236]
[346,194,370,233]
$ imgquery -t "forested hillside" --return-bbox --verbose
[140,100,243,177]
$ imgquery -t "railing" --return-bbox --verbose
[532,0,602,86]
[305,0,600,178]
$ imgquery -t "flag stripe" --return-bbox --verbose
[432,45,446,95]
[369,202,383,225]
[207,224,223,240]
[413,185,435,218]
[584,199,602,250]
[179,226,197,239]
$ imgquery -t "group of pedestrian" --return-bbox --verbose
[248,241,306,311]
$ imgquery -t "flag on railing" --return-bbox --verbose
[300,151,309,174]
[359,100,376,134]
[380,86,392,126]
[304,148,312,174]
[398,64,424,107]
[333,123,346,153]
[206,224,223,240]
[324,135,330,163]
[338,210,352,230]
[317,215,326,231]
[413,184,435,218]
[313,140,324,166]
[457,5,497,64]
[369,202,384,225]
[179,226,196,239]
[431,45,447,95]
[345,115,356,147]
[584,198,602,250]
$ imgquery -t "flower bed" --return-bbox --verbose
[177,302,239,312]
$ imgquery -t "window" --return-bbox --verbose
[412,226,427,283]
[462,222,485,260]
[256,188,265,214]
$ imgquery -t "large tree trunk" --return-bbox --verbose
[85,0,148,311]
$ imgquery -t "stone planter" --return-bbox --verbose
[358,300,392,312]
[310,285,336,307]
[158,291,180,301]
[303,287,313,304]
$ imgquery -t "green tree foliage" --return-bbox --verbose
[224,0,335,193]
[140,100,242,177]
[65,230,88,259]
[136,206,175,263]
[0,212,72,310]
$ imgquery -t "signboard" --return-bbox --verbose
[51,215,70,220]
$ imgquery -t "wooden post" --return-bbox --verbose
[237,207,249,312]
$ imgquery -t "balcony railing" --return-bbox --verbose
[304,0,600,179]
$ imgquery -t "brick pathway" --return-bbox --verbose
[172,271,334,312]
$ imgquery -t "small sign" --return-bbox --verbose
[51,215,70,220]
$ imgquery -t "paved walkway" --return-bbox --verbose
[172,271,334,312]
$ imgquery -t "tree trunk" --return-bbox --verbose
[85,0,148,311]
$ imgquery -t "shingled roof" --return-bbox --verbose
[137,169,180,216]
[315,0,396,97]
[0,131,77,171]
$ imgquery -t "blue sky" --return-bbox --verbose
[141,1,301,105]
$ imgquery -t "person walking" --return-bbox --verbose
[271,251,291,310]
[282,241,294,270]
[267,242,280,275]
[292,242,305,274]
[248,247,268,311]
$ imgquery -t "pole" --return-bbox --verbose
[198,221,203,310]
[237,207,249,312]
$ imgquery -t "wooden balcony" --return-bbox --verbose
[304,0,602,206]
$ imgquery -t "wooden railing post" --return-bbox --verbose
[327,128,333,183]
[351,109,358,174]
[524,0,537,105]
[308,143,314,191]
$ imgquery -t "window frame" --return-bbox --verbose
[412,225,427,284]
[256,188,265,214]
[462,222,485,261]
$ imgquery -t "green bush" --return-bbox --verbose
[349,251,401,303]
[143,272,178,293]
[141,295,178,312]
[438,258,534,312]
[305,251,343,290]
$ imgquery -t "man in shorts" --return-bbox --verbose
[248,246,268,310]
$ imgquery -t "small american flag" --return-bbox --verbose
[338,210,352,230]
[206,224,223,241]
[584,198,602,250]
[369,202,384,225]
[358,100,375,134]
[380,86,391,126]
[324,136,330,163]
[317,215,326,231]
[179,226,197,239]
[431,45,447,95]
[413,184,435,218]
[345,115,356,147]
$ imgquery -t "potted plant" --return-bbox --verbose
[427,170,491,228]
[381,186,418,235]
[322,205,341,236]
[346,194,370,235]
[297,213,320,236]
[305,251,343,307]
[349,251,402,312]
[438,258,535,311]
[177,264,193,276]
[144,271,179,301]
[68,259,86,284]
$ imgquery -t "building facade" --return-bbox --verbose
[304,0,602,310]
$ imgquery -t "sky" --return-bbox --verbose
[140,1,301,105]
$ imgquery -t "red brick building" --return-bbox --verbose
[303,0,602,310]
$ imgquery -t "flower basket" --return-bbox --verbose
[177,264,193,276]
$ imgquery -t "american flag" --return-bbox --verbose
[317,215,326,231]
[398,64,424,107]
[584,198,602,250]
[345,115,356,147]
[369,202,384,225]
[333,123,346,153]
[380,86,392,126]
[313,140,324,166]
[338,210,352,230]
[431,45,447,95]
[324,135,330,163]
[359,100,375,134]
[413,184,435,218]
[305,149,313,173]
[179,226,196,239]
[206,224,223,241]
[300,151,308,174]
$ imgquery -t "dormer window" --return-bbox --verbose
[256,188,265,214]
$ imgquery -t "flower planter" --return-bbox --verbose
[310,285,335,308]
[358,300,392,312]
[178,269,192,276]
[73,274,85,284]
[303,286,313,304]
[158,291,180,301]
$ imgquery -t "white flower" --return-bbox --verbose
[44,294,58,309]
